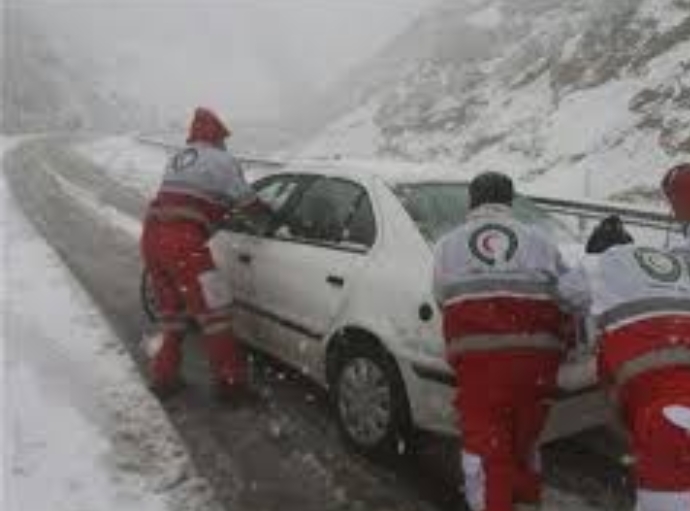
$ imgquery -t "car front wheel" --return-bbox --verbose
[332,343,412,459]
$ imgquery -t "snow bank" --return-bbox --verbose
[52,170,142,238]
[76,136,168,198]
[1,139,219,511]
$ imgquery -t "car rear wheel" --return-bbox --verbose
[332,342,412,459]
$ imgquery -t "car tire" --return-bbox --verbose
[331,341,412,459]
[140,268,160,323]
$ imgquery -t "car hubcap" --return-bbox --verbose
[338,357,392,447]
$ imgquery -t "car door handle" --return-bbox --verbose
[326,275,345,287]
[238,252,253,265]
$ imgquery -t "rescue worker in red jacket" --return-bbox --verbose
[559,218,690,511]
[662,163,690,257]
[141,107,264,398]
[433,172,570,511]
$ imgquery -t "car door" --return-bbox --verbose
[248,176,378,377]
[209,173,305,348]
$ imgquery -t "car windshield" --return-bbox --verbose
[394,182,576,244]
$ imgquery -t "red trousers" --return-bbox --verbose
[140,219,245,389]
[452,350,561,511]
[618,367,690,493]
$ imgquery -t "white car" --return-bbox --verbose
[209,160,610,457]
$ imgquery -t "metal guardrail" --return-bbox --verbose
[136,135,683,240]
[530,195,683,245]
[530,195,676,232]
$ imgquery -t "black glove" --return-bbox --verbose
[585,215,634,254]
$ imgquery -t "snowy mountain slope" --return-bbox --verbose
[303,0,690,206]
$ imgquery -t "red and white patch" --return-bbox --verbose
[469,224,518,266]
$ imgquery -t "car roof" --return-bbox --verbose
[272,157,472,187]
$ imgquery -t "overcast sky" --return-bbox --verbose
[16,0,439,122]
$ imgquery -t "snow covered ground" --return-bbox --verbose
[1,138,219,511]
[76,136,169,199]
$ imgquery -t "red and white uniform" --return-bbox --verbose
[559,244,690,511]
[141,139,257,390]
[434,204,569,511]
[663,163,690,263]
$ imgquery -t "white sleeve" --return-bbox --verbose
[557,264,591,312]
[554,247,570,276]
[530,227,569,280]
[220,154,256,206]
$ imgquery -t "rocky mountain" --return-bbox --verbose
[303,0,690,205]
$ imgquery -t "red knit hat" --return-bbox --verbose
[187,107,231,145]
[662,163,690,222]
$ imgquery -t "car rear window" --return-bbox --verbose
[394,182,575,244]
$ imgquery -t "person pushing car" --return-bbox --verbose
[433,172,572,511]
[141,107,267,399]
[662,163,690,258]
[559,214,690,511]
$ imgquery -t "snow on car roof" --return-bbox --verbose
[275,157,473,186]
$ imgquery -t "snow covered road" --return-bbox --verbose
[1,138,221,511]
[3,136,632,511]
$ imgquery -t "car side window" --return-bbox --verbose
[278,177,374,249]
[255,175,301,212]
[223,175,301,234]
[343,195,376,248]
